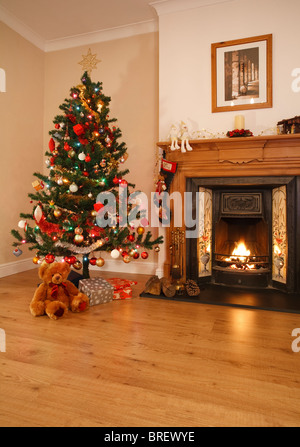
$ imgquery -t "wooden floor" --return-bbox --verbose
[1,268,300,427]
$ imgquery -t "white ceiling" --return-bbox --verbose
[0,0,234,50]
[0,0,160,47]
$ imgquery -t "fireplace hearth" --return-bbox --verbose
[157,134,300,298]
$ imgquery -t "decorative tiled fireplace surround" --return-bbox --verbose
[158,134,300,294]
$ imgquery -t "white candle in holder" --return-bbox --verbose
[234,115,245,129]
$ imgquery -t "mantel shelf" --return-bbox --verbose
[157,134,300,169]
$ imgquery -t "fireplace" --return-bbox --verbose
[186,178,295,291]
[158,134,300,295]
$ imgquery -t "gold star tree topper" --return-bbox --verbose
[78,48,101,75]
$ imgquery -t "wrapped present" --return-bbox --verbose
[106,278,137,300]
[78,278,114,306]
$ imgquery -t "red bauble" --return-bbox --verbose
[121,251,128,257]
[133,252,139,259]
[55,123,60,129]
[45,254,55,263]
[113,176,119,185]
[89,257,97,265]
[64,142,71,151]
[85,154,91,162]
[120,179,128,187]
[68,256,77,265]
[141,251,148,259]
[127,234,135,242]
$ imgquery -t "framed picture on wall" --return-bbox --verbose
[211,34,272,113]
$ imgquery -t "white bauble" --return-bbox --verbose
[111,249,120,259]
[18,220,26,229]
[69,183,78,193]
[78,152,86,161]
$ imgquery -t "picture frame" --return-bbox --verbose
[211,34,272,113]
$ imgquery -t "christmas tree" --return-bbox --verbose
[11,71,163,278]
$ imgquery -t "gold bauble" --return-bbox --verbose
[123,255,131,263]
[154,245,160,253]
[128,249,136,257]
[74,234,84,244]
[96,257,105,267]
[53,209,62,218]
[91,210,98,217]
[73,260,82,270]
[32,256,40,264]
[74,226,83,235]
[137,226,145,235]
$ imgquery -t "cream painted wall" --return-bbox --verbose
[44,32,159,266]
[0,21,44,267]
[157,0,300,139]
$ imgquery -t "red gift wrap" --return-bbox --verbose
[106,278,137,300]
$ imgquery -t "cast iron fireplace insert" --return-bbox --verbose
[186,176,300,294]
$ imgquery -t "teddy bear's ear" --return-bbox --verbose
[38,260,49,280]
[61,261,71,275]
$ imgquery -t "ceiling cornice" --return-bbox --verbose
[0,4,158,53]
[45,20,158,52]
[0,4,45,51]
[150,0,234,16]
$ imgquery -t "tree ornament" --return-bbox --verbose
[64,142,71,151]
[48,138,55,152]
[123,255,131,263]
[68,256,77,265]
[73,124,85,136]
[53,209,62,218]
[96,257,105,267]
[78,152,86,161]
[85,154,91,162]
[133,252,139,259]
[45,254,55,263]
[75,226,83,235]
[32,180,44,191]
[32,256,40,264]
[100,159,106,168]
[111,249,120,259]
[89,257,97,265]
[18,220,27,230]
[113,176,119,185]
[137,226,145,235]
[13,248,23,257]
[141,251,148,259]
[154,245,160,253]
[127,234,135,242]
[74,234,84,244]
[57,177,64,186]
[73,260,82,270]
[70,183,78,193]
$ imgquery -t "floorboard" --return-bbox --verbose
[1,268,300,427]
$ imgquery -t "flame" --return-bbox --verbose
[232,242,250,258]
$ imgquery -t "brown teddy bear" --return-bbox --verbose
[30,261,89,320]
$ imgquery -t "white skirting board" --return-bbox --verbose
[0,258,37,278]
[0,257,158,279]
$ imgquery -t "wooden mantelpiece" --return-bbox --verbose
[158,134,300,176]
[157,134,300,281]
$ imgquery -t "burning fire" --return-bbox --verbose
[225,241,255,270]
